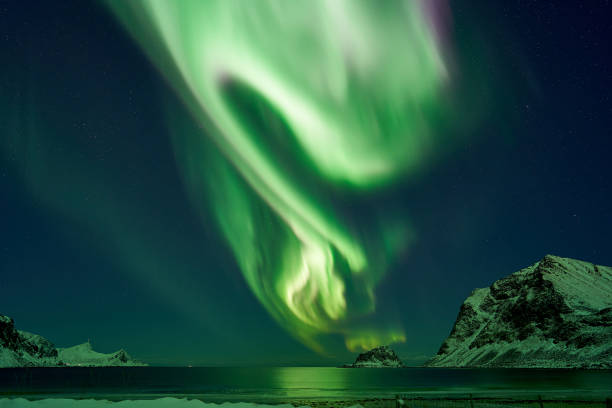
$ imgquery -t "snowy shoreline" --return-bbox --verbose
[2,395,612,408]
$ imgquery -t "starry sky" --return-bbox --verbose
[1,1,611,366]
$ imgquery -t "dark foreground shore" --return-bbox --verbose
[286,396,612,408]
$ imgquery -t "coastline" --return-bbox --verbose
[1,395,611,408]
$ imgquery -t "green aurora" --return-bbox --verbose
[107,0,468,353]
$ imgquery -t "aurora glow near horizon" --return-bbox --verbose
[108,0,458,352]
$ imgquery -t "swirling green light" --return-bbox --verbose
[107,0,453,352]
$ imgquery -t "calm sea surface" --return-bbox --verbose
[1,367,611,402]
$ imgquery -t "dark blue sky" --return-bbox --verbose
[1,1,611,366]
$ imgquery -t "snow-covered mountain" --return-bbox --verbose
[0,316,58,367]
[0,315,146,367]
[57,342,143,367]
[350,345,405,367]
[427,255,612,368]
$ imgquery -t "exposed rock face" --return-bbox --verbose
[0,316,58,367]
[351,345,404,367]
[0,315,146,367]
[427,255,612,368]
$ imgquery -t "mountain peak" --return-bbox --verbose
[427,256,612,368]
[73,341,93,351]
[0,315,146,367]
[350,345,404,368]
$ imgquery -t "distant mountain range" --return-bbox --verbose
[4,254,610,369]
[0,315,146,367]
[427,255,612,368]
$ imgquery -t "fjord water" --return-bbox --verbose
[1,367,612,402]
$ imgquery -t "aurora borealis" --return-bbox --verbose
[1,1,612,365]
[107,0,459,352]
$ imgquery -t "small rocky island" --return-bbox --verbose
[0,314,146,367]
[347,345,404,368]
[427,255,612,368]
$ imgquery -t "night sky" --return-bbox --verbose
[1,1,611,366]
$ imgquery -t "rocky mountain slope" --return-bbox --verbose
[0,315,146,367]
[349,345,404,367]
[427,255,612,368]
